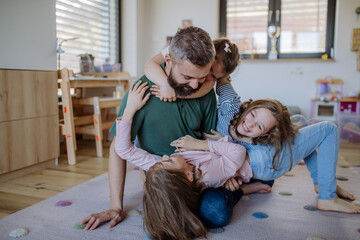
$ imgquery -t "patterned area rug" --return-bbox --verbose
[0,164,359,240]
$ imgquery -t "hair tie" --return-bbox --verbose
[224,43,232,53]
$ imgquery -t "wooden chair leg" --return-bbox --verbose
[61,69,77,165]
[93,97,103,157]
[65,135,77,165]
[102,108,109,143]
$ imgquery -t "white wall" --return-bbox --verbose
[121,0,141,77]
[0,0,57,71]
[121,0,218,77]
[140,0,219,71]
[123,0,360,118]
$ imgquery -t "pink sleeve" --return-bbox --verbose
[207,138,247,170]
[205,138,252,186]
[114,118,161,171]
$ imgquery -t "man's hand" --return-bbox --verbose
[80,208,126,230]
[202,129,223,141]
[150,84,177,102]
[223,177,242,192]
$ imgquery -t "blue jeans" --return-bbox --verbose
[199,179,274,228]
[199,120,338,227]
[197,115,307,229]
[247,121,338,200]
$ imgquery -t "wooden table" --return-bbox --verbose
[58,70,130,165]
[68,76,129,88]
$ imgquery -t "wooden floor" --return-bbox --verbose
[0,140,359,220]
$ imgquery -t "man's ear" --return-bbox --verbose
[165,54,172,68]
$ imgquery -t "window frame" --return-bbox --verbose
[219,0,336,59]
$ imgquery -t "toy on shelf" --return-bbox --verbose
[315,76,343,101]
[311,77,343,122]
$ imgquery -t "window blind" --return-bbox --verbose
[226,0,269,54]
[56,0,118,72]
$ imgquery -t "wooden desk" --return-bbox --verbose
[59,69,130,165]
[68,76,129,88]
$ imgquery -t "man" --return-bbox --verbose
[81,26,217,230]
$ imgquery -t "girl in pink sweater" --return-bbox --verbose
[114,81,272,190]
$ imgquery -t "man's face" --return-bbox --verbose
[167,60,212,97]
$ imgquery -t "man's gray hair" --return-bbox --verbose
[169,26,215,66]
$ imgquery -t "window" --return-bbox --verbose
[56,0,120,71]
[220,0,336,59]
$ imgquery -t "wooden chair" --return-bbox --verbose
[58,68,130,165]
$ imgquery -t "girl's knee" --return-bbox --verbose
[322,121,337,132]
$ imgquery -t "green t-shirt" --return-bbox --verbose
[110,74,217,156]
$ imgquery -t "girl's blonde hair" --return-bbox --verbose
[213,38,240,75]
[230,98,298,171]
[143,164,206,240]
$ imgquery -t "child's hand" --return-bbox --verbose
[122,81,151,120]
[223,177,242,192]
[170,135,208,152]
[150,84,177,102]
[202,129,223,141]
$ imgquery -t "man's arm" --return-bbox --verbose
[81,81,147,230]
[108,137,126,214]
[80,138,127,230]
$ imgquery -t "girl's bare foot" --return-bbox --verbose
[317,198,360,213]
[314,185,355,201]
[240,182,271,195]
[336,185,355,200]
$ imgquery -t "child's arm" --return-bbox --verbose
[170,135,209,152]
[171,135,248,174]
[216,78,239,106]
[144,52,176,102]
[216,80,242,137]
[173,135,251,189]
[182,79,216,99]
[115,81,162,171]
[121,81,151,121]
[151,78,216,100]
[145,52,216,101]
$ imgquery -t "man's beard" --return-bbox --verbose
[167,69,202,97]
